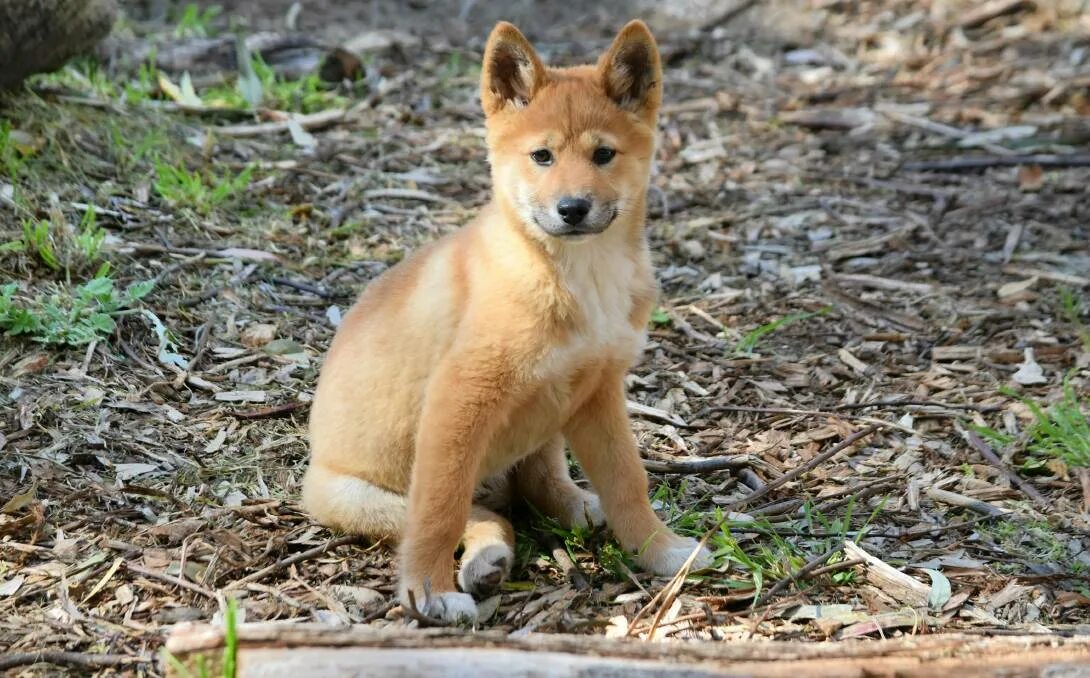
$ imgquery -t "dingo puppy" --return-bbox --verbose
[303,19,712,624]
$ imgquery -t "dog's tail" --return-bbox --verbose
[301,464,405,540]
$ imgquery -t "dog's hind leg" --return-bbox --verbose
[515,435,605,529]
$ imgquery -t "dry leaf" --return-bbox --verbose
[1,483,37,514]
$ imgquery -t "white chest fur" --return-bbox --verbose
[535,239,648,380]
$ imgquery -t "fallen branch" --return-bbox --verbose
[163,623,1090,676]
[902,154,1090,172]
[214,108,346,138]
[0,651,150,672]
[642,454,750,474]
[926,487,1011,517]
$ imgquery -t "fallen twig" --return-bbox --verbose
[965,429,1049,510]
[124,562,216,599]
[926,487,1011,517]
[233,401,311,420]
[0,651,151,672]
[642,454,749,474]
[545,535,589,591]
[214,108,346,137]
[902,154,1090,172]
[222,534,364,589]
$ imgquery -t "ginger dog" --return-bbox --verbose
[303,19,712,624]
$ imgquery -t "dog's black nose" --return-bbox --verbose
[556,197,591,226]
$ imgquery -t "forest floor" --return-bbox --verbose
[1,0,1089,674]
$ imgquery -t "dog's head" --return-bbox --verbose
[480,21,662,242]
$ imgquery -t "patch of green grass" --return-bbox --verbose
[5,208,107,273]
[733,306,831,357]
[0,271,154,346]
[1058,286,1090,351]
[1010,380,1090,468]
[154,161,253,215]
[0,120,26,180]
[651,481,883,599]
[980,518,1070,573]
[526,506,635,583]
[201,52,346,113]
[649,307,671,328]
[14,219,60,270]
[174,3,222,38]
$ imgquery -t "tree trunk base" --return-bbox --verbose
[0,0,118,89]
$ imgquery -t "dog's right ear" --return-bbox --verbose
[480,22,546,116]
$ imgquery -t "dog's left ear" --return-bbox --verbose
[480,22,546,115]
[599,20,662,120]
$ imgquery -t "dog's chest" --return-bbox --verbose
[535,251,647,380]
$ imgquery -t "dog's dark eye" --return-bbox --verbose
[592,147,616,165]
[530,149,553,166]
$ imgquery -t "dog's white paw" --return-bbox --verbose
[566,491,606,529]
[639,537,714,577]
[424,591,479,625]
[458,543,513,598]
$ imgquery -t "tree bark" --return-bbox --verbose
[0,0,118,89]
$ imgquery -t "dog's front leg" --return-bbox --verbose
[399,357,513,624]
[564,370,713,576]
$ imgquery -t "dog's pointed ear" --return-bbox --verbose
[480,22,546,115]
[599,20,662,120]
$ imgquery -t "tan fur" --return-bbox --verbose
[304,20,711,624]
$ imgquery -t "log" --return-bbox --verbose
[164,622,1090,678]
[0,0,117,89]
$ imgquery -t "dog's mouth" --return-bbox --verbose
[533,206,618,239]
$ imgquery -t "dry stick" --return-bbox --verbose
[807,556,864,579]
[0,651,151,672]
[232,400,310,420]
[545,535,590,591]
[959,0,1034,28]
[642,454,750,475]
[902,154,1090,172]
[965,429,1050,510]
[629,426,880,638]
[124,562,216,599]
[223,535,363,589]
[721,426,880,512]
[833,398,1001,413]
[697,403,914,433]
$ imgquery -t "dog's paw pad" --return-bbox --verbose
[640,537,714,576]
[458,544,513,598]
[424,591,478,625]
